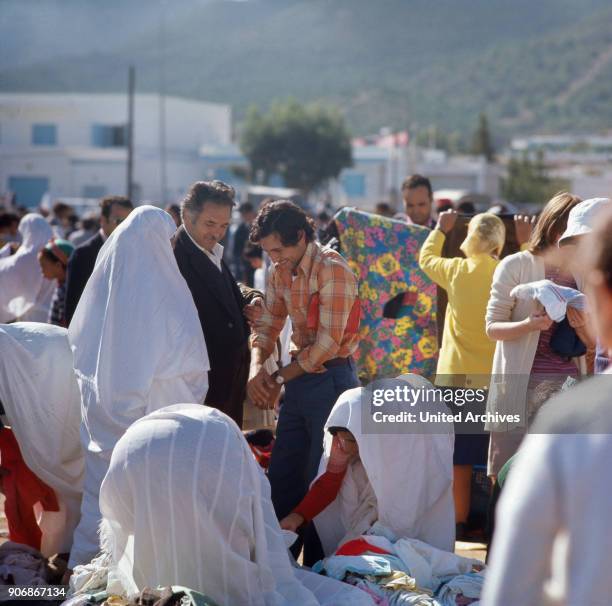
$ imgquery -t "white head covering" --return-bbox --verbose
[0,214,54,322]
[314,375,455,555]
[68,205,210,455]
[98,404,372,606]
[68,205,210,569]
[0,322,84,555]
[558,197,611,245]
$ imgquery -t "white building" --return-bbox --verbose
[199,142,501,211]
[0,93,231,207]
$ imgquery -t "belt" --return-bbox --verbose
[292,355,353,369]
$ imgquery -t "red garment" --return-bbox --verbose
[292,435,351,523]
[335,537,392,557]
[0,428,59,550]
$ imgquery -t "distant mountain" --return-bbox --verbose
[2,0,611,140]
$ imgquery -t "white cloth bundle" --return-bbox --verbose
[314,375,455,556]
[68,205,211,569]
[510,279,586,322]
[0,322,84,556]
[91,404,374,606]
[0,214,54,323]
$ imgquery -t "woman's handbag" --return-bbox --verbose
[550,316,586,358]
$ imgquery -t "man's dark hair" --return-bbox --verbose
[250,200,315,246]
[181,180,235,223]
[317,211,330,223]
[100,195,133,219]
[401,174,432,197]
[243,241,263,260]
[52,201,71,217]
[0,212,19,230]
[238,202,255,215]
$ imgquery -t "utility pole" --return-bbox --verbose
[126,65,135,200]
[158,0,168,204]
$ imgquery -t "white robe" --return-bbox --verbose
[0,322,84,556]
[84,404,374,606]
[314,375,455,555]
[67,205,210,568]
[0,214,54,323]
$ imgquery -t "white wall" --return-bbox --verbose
[0,93,230,205]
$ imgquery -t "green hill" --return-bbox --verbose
[2,0,611,139]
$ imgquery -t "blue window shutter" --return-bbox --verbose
[32,124,57,145]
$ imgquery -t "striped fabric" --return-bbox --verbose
[252,241,359,373]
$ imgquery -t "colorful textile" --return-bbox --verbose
[252,240,360,373]
[333,208,438,381]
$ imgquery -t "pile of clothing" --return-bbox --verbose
[312,529,485,606]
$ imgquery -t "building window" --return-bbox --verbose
[8,176,50,208]
[32,124,57,146]
[341,172,366,198]
[91,124,126,148]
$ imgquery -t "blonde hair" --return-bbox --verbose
[460,213,506,258]
[527,192,581,255]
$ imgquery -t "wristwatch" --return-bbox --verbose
[272,371,285,385]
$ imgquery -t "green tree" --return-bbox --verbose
[501,150,570,205]
[470,112,495,162]
[240,99,353,193]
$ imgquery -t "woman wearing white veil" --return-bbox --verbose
[0,214,55,323]
[283,374,455,555]
[0,322,84,556]
[68,206,210,570]
[69,405,374,606]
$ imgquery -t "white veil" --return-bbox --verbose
[99,405,374,606]
[0,214,54,322]
[0,322,84,555]
[314,375,455,555]
[68,206,210,568]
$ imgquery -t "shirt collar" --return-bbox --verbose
[296,241,317,277]
[184,225,224,261]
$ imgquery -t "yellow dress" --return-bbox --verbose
[418,229,498,386]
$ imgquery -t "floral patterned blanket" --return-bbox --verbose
[333,208,438,382]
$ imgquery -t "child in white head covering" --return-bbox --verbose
[282,374,455,555]
[0,214,55,322]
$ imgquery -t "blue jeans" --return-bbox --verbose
[268,359,359,521]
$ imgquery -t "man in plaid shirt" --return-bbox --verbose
[248,200,360,564]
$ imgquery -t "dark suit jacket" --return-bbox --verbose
[173,226,251,410]
[64,231,105,325]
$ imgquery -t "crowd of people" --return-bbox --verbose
[0,175,610,605]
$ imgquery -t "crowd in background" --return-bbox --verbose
[0,176,611,606]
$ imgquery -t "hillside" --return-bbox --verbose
[1,0,611,139]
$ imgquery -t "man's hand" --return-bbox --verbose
[244,298,264,328]
[514,214,535,246]
[437,209,458,234]
[280,512,305,532]
[247,367,277,409]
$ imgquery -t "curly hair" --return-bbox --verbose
[249,200,315,246]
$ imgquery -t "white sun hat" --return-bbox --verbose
[558,197,611,246]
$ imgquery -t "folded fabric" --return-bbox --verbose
[0,541,49,586]
[313,554,397,580]
[510,279,585,322]
[435,572,484,606]
[336,537,394,557]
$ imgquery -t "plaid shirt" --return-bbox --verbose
[252,241,360,373]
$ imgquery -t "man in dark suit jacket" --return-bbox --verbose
[173,180,257,428]
[64,196,133,324]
